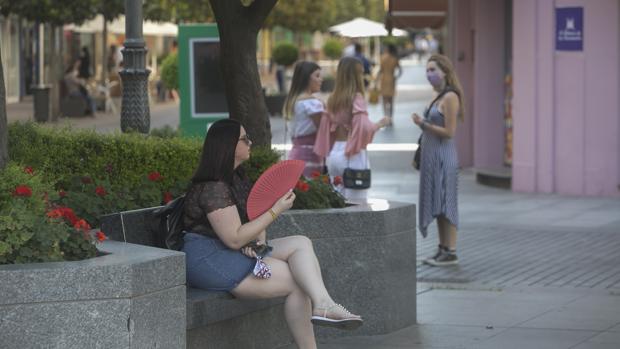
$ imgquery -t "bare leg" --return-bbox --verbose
[231,258,316,349]
[269,236,333,307]
[437,215,457,250]
[269,236,361,320]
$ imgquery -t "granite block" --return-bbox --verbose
[186,288,285,329]
[0,241,185,305]
[130,285,186,349]
[187,303,293,349]
[100,200,417,345]
[0,241,187,349]
[0,298,130,349]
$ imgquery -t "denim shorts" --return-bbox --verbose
[182,232,255,291]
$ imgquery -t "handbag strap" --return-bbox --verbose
[346,152,369,169]
[424,87,456,119]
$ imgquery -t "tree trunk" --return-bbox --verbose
[0,45,9,170]
[102,19,108,83]
[49,26,62,121]
[209,0,277,147]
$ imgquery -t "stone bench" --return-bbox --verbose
[101,199,417,349]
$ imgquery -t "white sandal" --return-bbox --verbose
[311,303,363,330]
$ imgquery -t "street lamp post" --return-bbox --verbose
[120,0,150,133]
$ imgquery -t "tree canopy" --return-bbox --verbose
[0,0,99,25]
[144,0,214,23]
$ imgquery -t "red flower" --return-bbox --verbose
[148,171,163,182]
[95,231,107,242]
[58,190,67,198]
[310,170,321,178]
[81,176,93,184]
[74,219,91,232]
[163,191,173,204]
[13,185,32,197]
[59,207,79,225]
[24,166,34,175]
[47,208,64,219]
[95,186,107,197]
[333,176,343,186]
[295,180,306,191]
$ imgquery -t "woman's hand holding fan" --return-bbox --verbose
[247,160,305,220]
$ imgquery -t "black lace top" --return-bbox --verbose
[183,168,253,239]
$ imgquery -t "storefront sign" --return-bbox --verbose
[556,7,583,51]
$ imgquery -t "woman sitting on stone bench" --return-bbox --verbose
[182,119,362,349]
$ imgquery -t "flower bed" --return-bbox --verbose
[2,122,345,264]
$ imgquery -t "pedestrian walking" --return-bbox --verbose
[314,57,390,202]
[78,47,92,81]
[181,119,363,349]
[283,61,325,177]
[64,60,96,116]
[411,54,464,266]
[377,44,402,126]
[353,43,373,88]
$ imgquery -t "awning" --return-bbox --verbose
[329,17,408,38]
[65,15,177,36]
[388,0,448,30]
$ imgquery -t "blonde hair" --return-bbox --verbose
[428,54,465,121]
[327,57,365,115]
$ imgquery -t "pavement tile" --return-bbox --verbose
[571,331,620,349]
[417,289,562,328]
[472,328,598,349]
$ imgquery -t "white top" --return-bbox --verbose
[291,98,324,138]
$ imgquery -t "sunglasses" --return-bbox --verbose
[238,135,252,146]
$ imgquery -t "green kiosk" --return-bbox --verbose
[178,24,228,138]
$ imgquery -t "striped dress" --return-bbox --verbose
[419,103,459,237]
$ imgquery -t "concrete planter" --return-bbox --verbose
[268,199,418,338]
[100,199,417,347]
[0,241,186,349]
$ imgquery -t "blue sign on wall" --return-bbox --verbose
[556,7,583,51]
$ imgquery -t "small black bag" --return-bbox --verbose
[151,195,186,250]
[412,135,422,170]
[343,168,371,189]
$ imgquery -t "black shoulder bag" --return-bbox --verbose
[343,156,371,189]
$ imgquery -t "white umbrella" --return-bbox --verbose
[66,15,177,36]
[329,17,407,38]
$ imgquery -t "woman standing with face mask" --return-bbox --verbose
[411,54,465,266]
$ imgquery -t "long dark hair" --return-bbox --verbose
[191,119,241,184]
[283,61,321,120]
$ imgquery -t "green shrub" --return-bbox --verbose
[6,122,345,235]
[8,122,201,190]
[272,42,298,67]
[160,52,178,90]
[293,173,346,210]
[150,125,181,139]
[322,38,343,60]
[243,145,282,182]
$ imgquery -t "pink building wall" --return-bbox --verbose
[449,0,507,169]
[513,0,620,196]
[449,0,474,167]
[471,0,507,169]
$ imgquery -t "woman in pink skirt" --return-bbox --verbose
[283,61,325,178]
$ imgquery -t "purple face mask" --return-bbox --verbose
[426,71,444,88]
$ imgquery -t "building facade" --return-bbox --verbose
[448,0,619,197]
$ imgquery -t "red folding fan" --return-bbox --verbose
[247,160,305,220]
